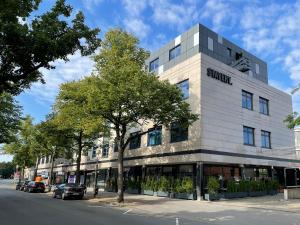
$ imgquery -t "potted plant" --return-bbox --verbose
[224,180,249,199]
[173,177,195,200]
[204,177,220,201]
[153,177,159,197]
[267,180,279,195]
[157,176,170,197]
[126,177,140,194]
[142,177,154,196]
[249,180,267,197]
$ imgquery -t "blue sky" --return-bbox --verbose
[15,0,300,122]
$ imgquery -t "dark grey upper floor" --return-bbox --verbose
[145,23,268,84]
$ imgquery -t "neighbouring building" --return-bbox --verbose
[33,23,300,199]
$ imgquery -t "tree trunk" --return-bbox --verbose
[76,135,82,184]
[117,149,124,203]
[33,157,39,180]
[49,152,55,185]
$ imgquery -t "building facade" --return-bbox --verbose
[35,23,300,198]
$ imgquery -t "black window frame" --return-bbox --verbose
[242,90,253,110]
[259,97,269,115]
[147,126,162,146]
[169,44,181,60]
[149,58,159,72]
[226,48,232,57]
[243,126,255,146]
[170,122,188,143]
[177,79,189,100]
[129,131,141,150]
[91,147,97,158]
[261,130,271,149]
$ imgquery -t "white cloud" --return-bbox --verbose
[122,0,147,17]
[81,0,104,13]
[124,18,150,39]
[26,51,94,104]
[149,0,199,31]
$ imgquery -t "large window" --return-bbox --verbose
[129,132,141,149]
[149,58,159,72]
[177,79,189,99]
[169,45,181,60]
[102,143,109,158]
[92,147,97,158]
[243,126,255,146]
[170,122,188,143]
[147,126,162,146]
[259,97,269,115]
[261,130,271,149]
[242,90,253,110]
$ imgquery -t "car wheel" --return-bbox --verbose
[62,193,66,200]
[52,192,56,198]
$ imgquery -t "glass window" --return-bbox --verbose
[170,122,188,143]
[242,90,253,110]
[243,126,255,146]
[169,45,181,60]
[149,58,159,72]
[177,79,189,99]
[129,132,141,149]
[259,97,269,115]
[102,143,109,158]
[92,147,97,158]
[147,126,162,146]
[261,130,271,149]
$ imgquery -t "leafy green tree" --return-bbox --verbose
[83,29,199,202]
[52,81,104,184]
[0,162,15,179]
[284,112,300,129]
[0,93,22,144]
[0,0,101,95]
[3,115,36,179]
[35,117,73,184]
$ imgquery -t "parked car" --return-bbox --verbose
[52,183,85,200]
[25,181,45,193]
[19,180,30,191]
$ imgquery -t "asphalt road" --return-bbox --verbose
[0,180,202,225]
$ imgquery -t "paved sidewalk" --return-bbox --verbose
[86,191,300,214]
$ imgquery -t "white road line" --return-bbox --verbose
[88,205,106,208]
[123,209,132,214]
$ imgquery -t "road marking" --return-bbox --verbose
[176,217,179,225]
[123,209,132,214]
[88,205,106,208]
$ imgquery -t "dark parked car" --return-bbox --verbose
[52,183,85,200]
[25,181,45,193]
[18,180,30,191]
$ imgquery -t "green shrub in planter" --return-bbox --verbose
[227,180,238,193]
[181,177,194,194]
[158,176,170,192]
[207,177,220,194]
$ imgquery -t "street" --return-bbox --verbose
[0,180,202,225]
[2,179,300,225]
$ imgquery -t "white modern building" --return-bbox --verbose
[35,23,300,198]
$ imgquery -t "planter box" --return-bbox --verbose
[249,191,267,197]
[143,189,154,196]
[204,193,220,201]
[268,190,278,195]
[174,193,195,200]
[224,192,248,199]
[157,191,169,197]
[126,188,139,194]
[153,191,158,197]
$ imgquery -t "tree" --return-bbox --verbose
[3,116,36,179]
[0,0,101,95]
[284,112,300,129]
[52,81,104,184]
[0,92,22,144]
[83,29,199,202]
[0,162,15,179]
[35,117,73,185]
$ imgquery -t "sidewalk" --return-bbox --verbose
[86,191,300,215]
